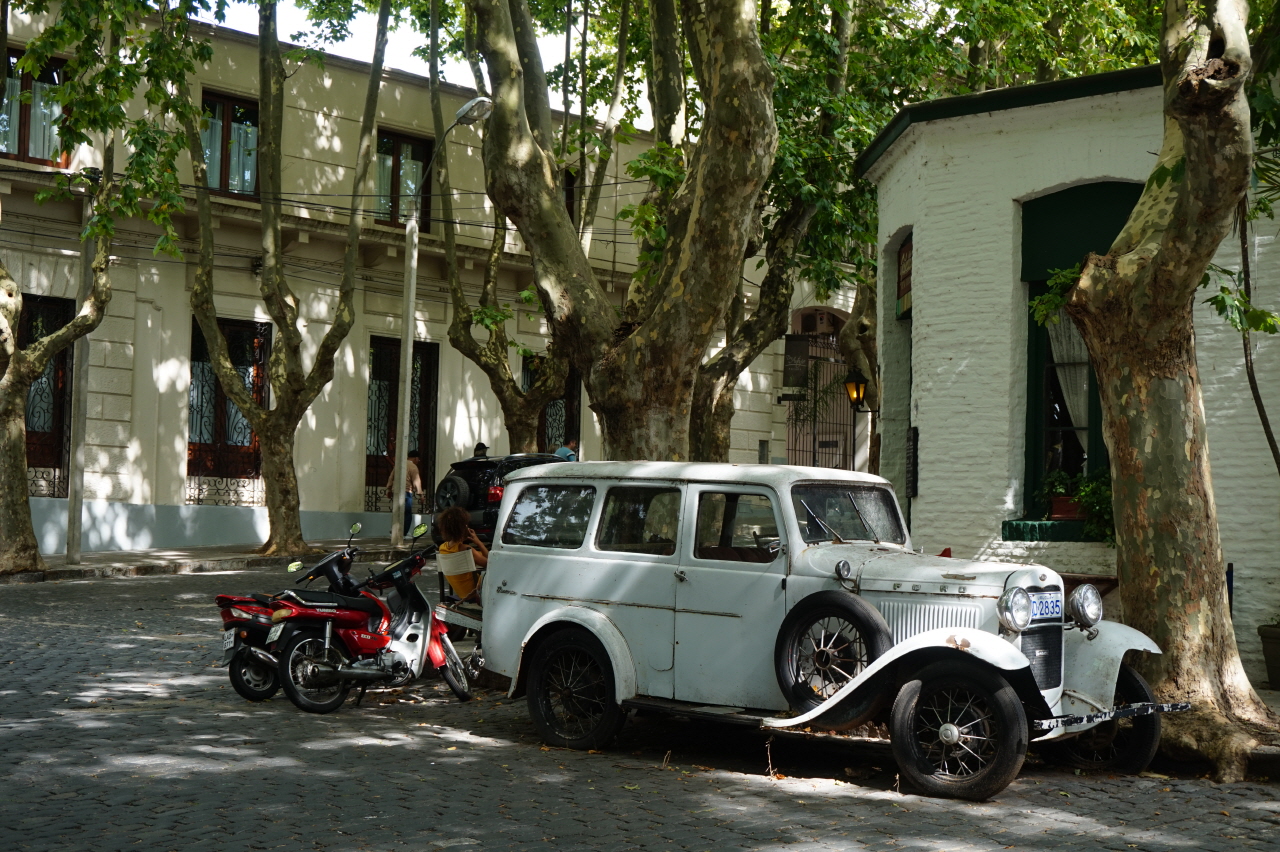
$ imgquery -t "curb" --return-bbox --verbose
[0,547,413,585]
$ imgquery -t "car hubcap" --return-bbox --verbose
[914,685,998,777]
[797,616,868,699]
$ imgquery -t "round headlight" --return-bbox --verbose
[1068,583,1104,627]
[997,587,1032,633]
[835,560,853,580]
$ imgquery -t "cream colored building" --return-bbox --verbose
[6,18,866,556]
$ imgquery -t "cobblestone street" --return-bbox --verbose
[1,565,1277,852]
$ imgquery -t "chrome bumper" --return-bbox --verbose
[1033,701,1191,731]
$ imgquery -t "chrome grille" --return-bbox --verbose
[877,599,984,644]
[1020,625,1063,689]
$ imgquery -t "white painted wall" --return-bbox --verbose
[868,84,1280,684]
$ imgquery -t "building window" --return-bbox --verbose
[0,51,67,166]
[20,294,74,497]
[200,92,259,195]
[521,358,581,454]
[375,131,432,225]
[896,235,912,316]
[364,336,440,512]
[186,317,271,506]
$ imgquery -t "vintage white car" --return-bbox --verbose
[477,462,1186,800]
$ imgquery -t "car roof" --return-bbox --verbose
[502,460,892,489]
[451,453,565,469]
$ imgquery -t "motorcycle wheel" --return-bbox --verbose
[439,634,472,702]
[228,649,279,701]
[278,630,351,714]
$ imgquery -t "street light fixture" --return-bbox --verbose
[844,367,868,409]
[455,96,494,126]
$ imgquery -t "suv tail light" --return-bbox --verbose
[488,485,504,503]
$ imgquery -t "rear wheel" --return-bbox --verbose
[1044,663,1161,774]
[278,630,350,714]
[439,634,472,702]
[527,628,625,749]
[434,475,471,509]
[228,649,279,701]
[890,660,1028,801]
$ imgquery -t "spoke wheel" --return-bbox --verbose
[1045,663,1161,774]
[229,650,279,701]
[891,660,1027,801]
[527,628,625,750]
[775,591,893,730]
[439,634,472,702]
[278,631,350,714]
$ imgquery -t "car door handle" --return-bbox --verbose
[674,570,687,582]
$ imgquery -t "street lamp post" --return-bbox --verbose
[390,97,493,546]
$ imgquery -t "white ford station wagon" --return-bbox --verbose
[475,461,1186,800]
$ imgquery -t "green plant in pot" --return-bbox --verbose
[1075,471,1115,545]
[1037,469,1082,520]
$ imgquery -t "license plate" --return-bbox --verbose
[1029,592,1062,620]
[266,623,284,644]
[222,629,236,650]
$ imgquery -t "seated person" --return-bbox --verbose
[436,506,488,605]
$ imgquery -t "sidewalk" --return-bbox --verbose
[0,537,415,584]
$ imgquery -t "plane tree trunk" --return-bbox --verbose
[1062,0,1276,780]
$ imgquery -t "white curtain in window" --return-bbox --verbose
[1047,310,1090,430]
[28,80,61,161]
[0,77,20,154]
[200,117,223,188]
[374,152,393,218]
[399,143,424,220]
[227,122,257,193]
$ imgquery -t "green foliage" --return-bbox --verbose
[1145,156,1186,191]
[1037,468,1076,500]
[1075,471,1115,546]
[1028,265,1082,326]
[618,142,686,286]
[1202,262,1280,334]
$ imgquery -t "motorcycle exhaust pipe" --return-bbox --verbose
[333,666,395,683]
[249,647,278,667]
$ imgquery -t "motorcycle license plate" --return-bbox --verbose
[222,629,236,651]
[1029,592,1062,620]
[266,624,284,644]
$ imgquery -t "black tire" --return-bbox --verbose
[527,628,626,749]
[439,634,472,702]
[1044,663,1161,774]
[890,660,1028,801]
[775,590,894,729]
[446,622,469,643]
[277,630,351,714]
[435,475,471,510]
[229,649,279,701]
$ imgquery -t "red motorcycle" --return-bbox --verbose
[214,524,363,701]
[267,523,470,713]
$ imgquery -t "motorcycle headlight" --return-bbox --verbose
[997,587,1032,633]
[1068,583,1104,627]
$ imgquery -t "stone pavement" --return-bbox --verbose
[1,564,1278,852]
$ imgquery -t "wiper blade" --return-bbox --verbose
[800,499,847,544]
[846,490,880,544]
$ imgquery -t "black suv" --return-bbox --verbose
[430,453,566,543]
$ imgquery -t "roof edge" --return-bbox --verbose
[855,65,1163,180]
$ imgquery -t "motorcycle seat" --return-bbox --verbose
[287,589,384,617]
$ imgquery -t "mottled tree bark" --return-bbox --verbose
[1063,0,1275,779]
[471,0,776,460]
[182,0,390,556]
[0,154,115,575]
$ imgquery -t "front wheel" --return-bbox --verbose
[278,630,350,714]
[527,628,626,750]
[229,649,279,701]
[890,660,1028,801]
[1043,663,1161,774]
[439,634,472,702]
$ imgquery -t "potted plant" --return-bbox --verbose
[1259,621,1280,688]
[1038,470,1083,520]
[1075,471,1116,545]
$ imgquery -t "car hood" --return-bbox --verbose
[795,544,1060,599]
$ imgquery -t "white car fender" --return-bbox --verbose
[1057,621,1161,729]
[510,605,639,704]
[761,627,1032,729]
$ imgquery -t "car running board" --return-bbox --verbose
[622,697,773,727]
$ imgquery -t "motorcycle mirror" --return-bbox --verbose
[350,522,361,536]
[410,522,428,541]
[287,561,304,573]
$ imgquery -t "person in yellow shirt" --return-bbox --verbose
[435,506,488,604]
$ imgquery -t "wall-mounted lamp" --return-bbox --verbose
[844,367,868,409]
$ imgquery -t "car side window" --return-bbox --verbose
[694,492,778,563]
[596,486,681,556]
[502,485,596,549]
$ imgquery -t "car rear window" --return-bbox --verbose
[595,486,680,556]
[502,485,597,549]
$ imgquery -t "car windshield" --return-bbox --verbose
[790,484,906,545]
